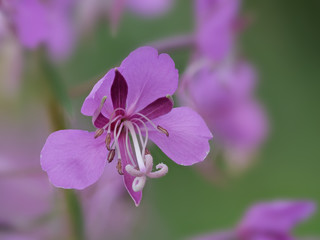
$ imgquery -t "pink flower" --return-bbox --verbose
[41,46,212,206]
[195,0,240,61]
[0,0,75,60]
[81,167,135,240]
[192,200,316,240]
[181,61,267,170]
[77,0,174,35]
[237,201,316,240]
[0,109,66,239]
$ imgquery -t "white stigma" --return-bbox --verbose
[125,153,168,192]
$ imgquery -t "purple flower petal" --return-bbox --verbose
[92,112,109,129]
[41,130,107,189]
[111,69,128,113]
[81,68,116,117]
[8,0,48,49]
[148,107,212,166]
[119,46,178,113]
[82,47,178,118]
[118,135,142,206]
[237,200,316,238]
[195,0,239,60]
[133,96,173,121]
[46,0,75,60]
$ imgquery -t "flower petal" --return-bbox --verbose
[111,69,128,113]
[92,112,109,129]
[81,69,116,117]
[119,46,178,113]
[148,107,212,166]
[195,0,239,60]
[132,96,173,121]
[8,0,49,49]
[40,130,107,189]
[118,135,142,206]
[237,200,316,235]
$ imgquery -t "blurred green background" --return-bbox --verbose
[9,0,320,239]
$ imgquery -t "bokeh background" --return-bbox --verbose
[0,0,319,239]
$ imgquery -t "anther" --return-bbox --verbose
[107,149,115,163]
[94,128,104,139]
[166,94,174,104]
[100,96,107,105]
[116,159,123,175]
[105,133,111,150]
[157,125,169,137]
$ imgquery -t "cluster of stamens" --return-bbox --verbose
[94,96,169,192]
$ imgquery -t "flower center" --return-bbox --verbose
[94,98,169,192]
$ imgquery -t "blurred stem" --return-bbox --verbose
[36,49,85,240]
[63,189,85,240]
[147,34,194,52]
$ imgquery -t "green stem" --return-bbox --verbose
[36,50,85,240]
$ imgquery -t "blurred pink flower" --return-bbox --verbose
[41,46,212,206]
[238,201,316,240]
[192,200,316,240]
[0,0,75,60]
[0,108,66,239]
[81,166,135,240]
[181,60,267,170]
[77,0,174,35]
[195,0,240,61]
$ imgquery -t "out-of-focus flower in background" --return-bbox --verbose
[0,107,67,239]
[192,200,316,240]
[178,0,268,173]
[41,47,212,206]
[194,0,239,61]
[77,0,174,35]
[0,0,75,60]
[0,0,75,99]
[81,166,135,240]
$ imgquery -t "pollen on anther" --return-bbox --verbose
[105,133,111,150]
[157,125,169,137]
[94,128,104,139]
[116,159,123,175]
[107,149,115,163]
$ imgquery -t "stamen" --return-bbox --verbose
[116,159,123,175]
[104,114,122,131]
[125,121,146,172]
[132,122,148,159]
[105,133,111,150]
[132,176,146,192]
[107,149,116,163]
[157,125,169,137]
[94,128,104,139]
[99,96,107,109]
[125,127,136,167]
[92,96,108,126]
[132,118,149,156]
[131,113,167,136]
